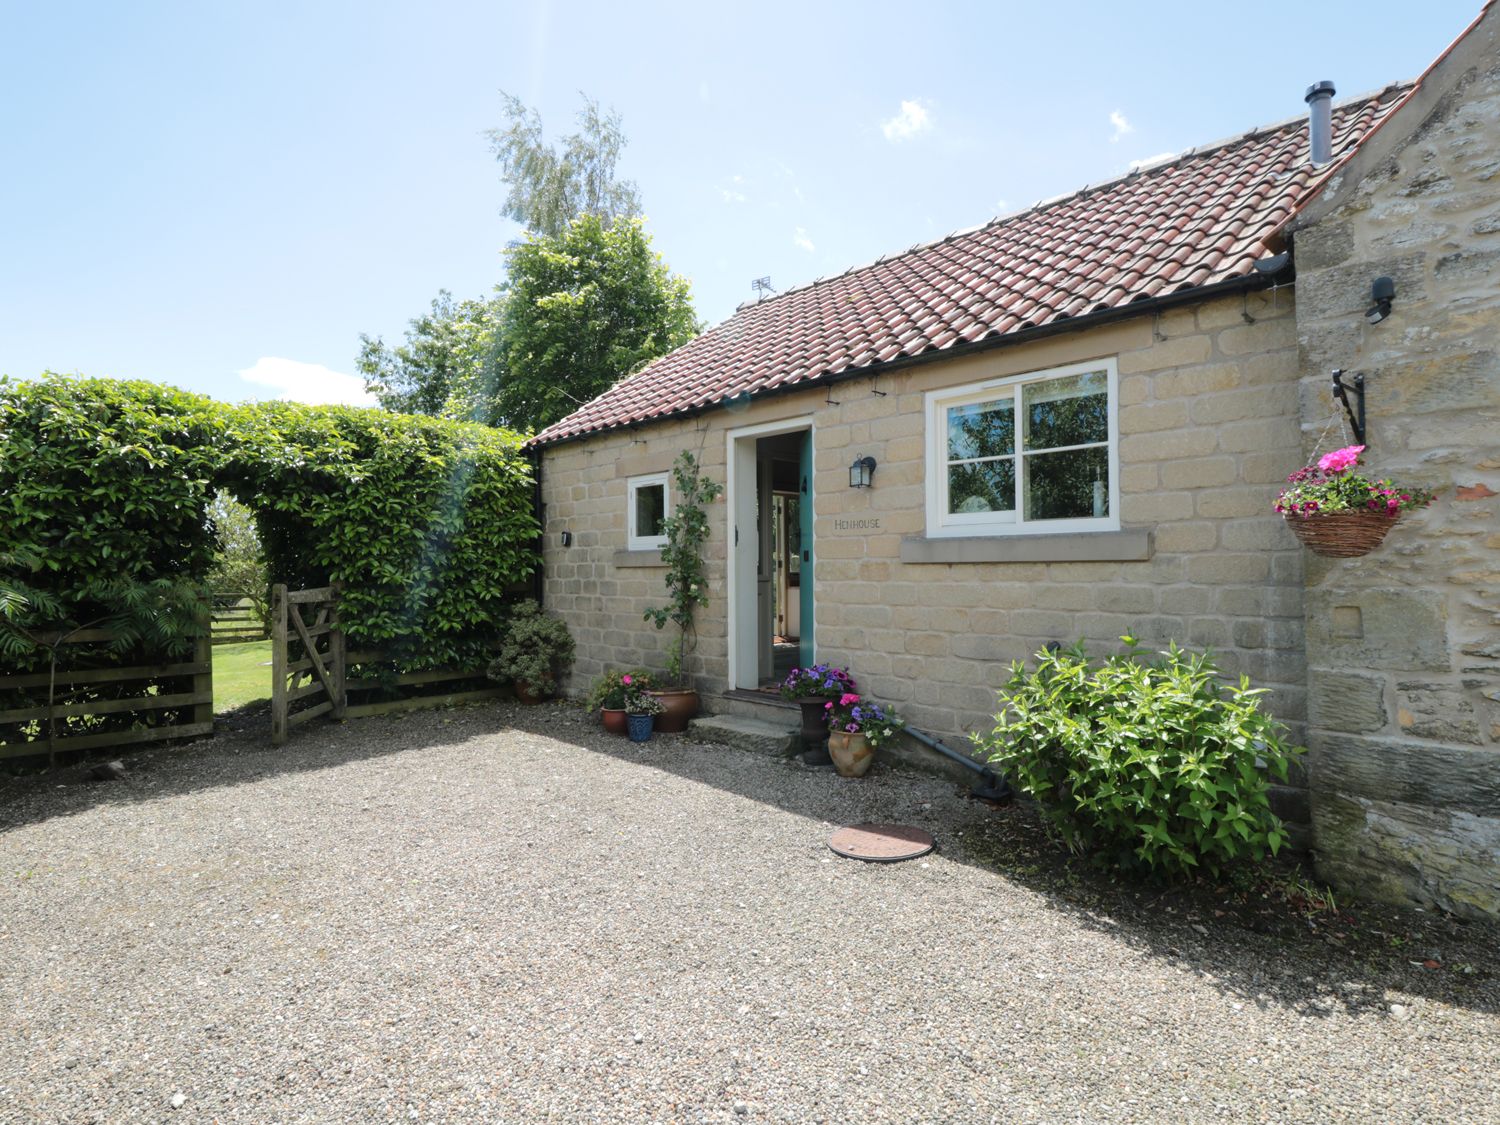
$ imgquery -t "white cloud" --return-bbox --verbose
[718,174,748,204]
[1128,151,1177,172]
[1109,110,1134,143]
[881,99,932,142]
[792,227,815,253]
[238,357,376,406]
[995,198,1012,213]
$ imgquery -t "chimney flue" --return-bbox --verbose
[1305,80,1336,166]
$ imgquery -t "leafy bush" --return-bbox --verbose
[974,639,1304,879]
[1,377,541,682]
[487,600,575,695]
[0,375,222,674]
[220,401,538,672]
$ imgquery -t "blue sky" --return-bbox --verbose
[0,1,1482,406]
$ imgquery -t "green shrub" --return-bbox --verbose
[487,600,575,695]
[0,375,222,674]
[1,376,541,683]
[974,639,1303,879]
[222,401,538,672]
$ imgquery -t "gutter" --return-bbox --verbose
[528,269,1285,452]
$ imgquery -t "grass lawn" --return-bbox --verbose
[213,639,271,713]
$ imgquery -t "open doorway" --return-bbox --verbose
[727,418,814,692]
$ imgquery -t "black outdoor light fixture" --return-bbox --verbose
[849,455,877,489]
[560,530,573,548]
[1366,276,1396,325]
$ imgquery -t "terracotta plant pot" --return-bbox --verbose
[601,708,628,735]
[798,698,832,748]
[827,731,874,778]
[649,689,699,733]
[514,682,546,705]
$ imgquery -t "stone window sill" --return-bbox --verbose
[899,528,1154,564]
[613,549,667,568]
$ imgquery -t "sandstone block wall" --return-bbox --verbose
[542,290,1312,818]
[1293,43,1500,917]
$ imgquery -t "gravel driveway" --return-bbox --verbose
[3,704,1497,1124]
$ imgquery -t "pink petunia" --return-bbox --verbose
[621,674,632,685]
[1317,445,1365,473]
[839,693,860,706]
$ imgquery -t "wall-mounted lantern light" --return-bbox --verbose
[560,530,573,548]
[1366,276,1395,325]
[849,455,877,489]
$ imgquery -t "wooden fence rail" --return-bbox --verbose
[0,634,214,762]
[210,591,269,644]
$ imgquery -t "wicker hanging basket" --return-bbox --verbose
[1284,511,1400,558]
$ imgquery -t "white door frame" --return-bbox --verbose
[725,415,815,691]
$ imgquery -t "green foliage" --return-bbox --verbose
[585,667,654,711]
[486,92,641,239]
[974,638,1304,880]
[1,376,540,682]
[222,402,538,672]
[642,451,722,686]
[357,290,507,424]
[496,214,699,433]
[0,375,220,672]
[207,491,270,629]
[486,600,575,695]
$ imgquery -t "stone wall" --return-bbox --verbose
[541,290,1312,818]
[1292,32,1500,917]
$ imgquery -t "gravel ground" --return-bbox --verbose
[2,703,1497,1124]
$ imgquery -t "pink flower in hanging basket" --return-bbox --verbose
[1317,444,1365,473]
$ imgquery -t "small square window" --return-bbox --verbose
[627,472,670,550]
[925,360,1119,538]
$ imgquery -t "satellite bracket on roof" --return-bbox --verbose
[751,276,776,302]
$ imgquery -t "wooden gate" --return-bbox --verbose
[270,583,345,745]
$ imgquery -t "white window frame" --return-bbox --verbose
[923,358,1120,538]
[626,472,671,551]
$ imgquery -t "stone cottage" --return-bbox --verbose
[530,5,1500,919]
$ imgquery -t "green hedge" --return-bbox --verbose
[1,375,538,678]
[223,402,537,670]
[0,376,225,674]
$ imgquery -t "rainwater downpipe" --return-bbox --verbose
[530,448,546,608]
[903,725,1010,802]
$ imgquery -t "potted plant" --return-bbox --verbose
[487,600,575,703]
[824,692,904,778]
[586,668,653,734]
[624,681,666,743]
[780,664,857,750]
[643,451,723,732]
[1275,445,1435,558]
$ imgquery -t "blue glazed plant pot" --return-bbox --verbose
[627,713,655,742]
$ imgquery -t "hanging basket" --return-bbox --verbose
[1284,511,1400,558]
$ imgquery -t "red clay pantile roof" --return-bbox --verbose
[532,87,1414,447]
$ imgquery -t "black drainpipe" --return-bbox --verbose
[529,447,545,608]
[903,725,1010,802]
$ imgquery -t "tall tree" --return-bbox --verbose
[357,290,506,423]
[495,214,698,433]
[486,92,642,239]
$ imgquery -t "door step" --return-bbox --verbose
[687,714,799,757]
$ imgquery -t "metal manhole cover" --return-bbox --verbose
[828,823,935,863]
